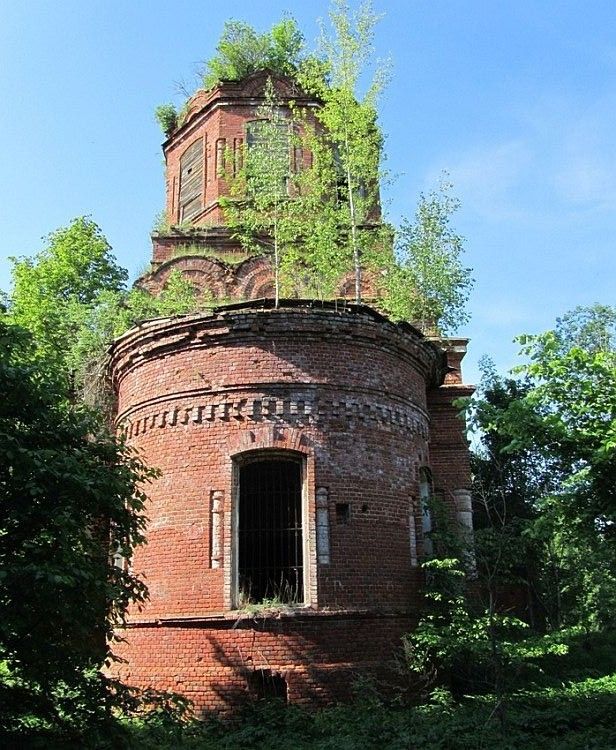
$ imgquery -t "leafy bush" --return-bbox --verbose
[154,104,178,137]
[0,320,156,744]
[120,662,616,749]
[201,18,305,90]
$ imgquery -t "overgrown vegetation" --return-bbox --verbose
[155,4,472,329]
[201,17,308,90]
[298,0,389,304]
[154,104,178,137]
[381,179,473,334]
[216,2,391,307]
[0,317,160,744]
[221,78,299,305]
[112,631,616,748]
[7,217,204,408]
[396,303,616,742]
[6,2,614,746]
[8,212,609,748]
[0,218,201,745]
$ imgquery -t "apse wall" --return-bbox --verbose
[109,302,448,711]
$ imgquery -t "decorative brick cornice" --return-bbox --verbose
[119,391,430,440]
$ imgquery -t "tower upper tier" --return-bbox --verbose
[162,70,319,229]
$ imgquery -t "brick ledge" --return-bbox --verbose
[122,608,416,629]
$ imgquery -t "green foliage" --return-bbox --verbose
[1,228,198,741]
[221,77,357,303]
[403,558,532,701]
[402,315,616,730]
[221,79,293,305]
[555,303,616,353]
[468,306,616,630]
[7,219,203,408]
[299,0,389,303]
[8,217,127,384]
[382,179,473,333]
[157,7,472,323]
[514,314,616,630]
[219,4,393,306]
[201,18,306,90]
[462,304,616,642]
[119,648,616,749]
[224,78,297,305]
[154,104,178,137]
[282,119,377,299]
[68,271,202,408]
[152,209,171,233]
[516,330,616,523]
[0,319,156,742]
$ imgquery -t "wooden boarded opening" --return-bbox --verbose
[247,669,288,702]
[179,138,203,222]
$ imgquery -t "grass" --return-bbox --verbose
[170,245,252,265]
[120,672,616,750]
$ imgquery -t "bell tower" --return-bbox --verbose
[140,72,319,302]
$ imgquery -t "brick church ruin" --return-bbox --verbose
[109,72,474,712]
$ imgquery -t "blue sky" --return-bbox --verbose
[1,1,615,385]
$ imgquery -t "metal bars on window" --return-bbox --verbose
[238,458,303,604]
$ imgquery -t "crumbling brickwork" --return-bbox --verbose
[109,71,475,713]
[109,304,473,712]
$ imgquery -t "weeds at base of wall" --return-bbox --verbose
[233,599,296,621]
[119,671,616,749]
[8,650,616,748]
[120,628,616,749]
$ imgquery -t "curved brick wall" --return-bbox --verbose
[109,302,448,712]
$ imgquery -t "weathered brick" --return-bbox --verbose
[107,73,474,714]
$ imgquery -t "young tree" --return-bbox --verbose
[221,78,298,306]
[280,120,355,300]
[381,179,473,334]
[222,76,357,303]
[0,319,156,740]
[301,0,389,303]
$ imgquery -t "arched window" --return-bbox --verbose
[236,455,304,606]
[419,468,434,557]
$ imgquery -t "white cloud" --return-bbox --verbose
[429,140,532,222]
[426,86,616,224]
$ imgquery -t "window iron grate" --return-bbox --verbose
[238,458,303,605]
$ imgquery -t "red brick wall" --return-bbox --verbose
[427,383,474,502]
[109,303,472,710]
[113,613,416,713]
[162,73,321,234]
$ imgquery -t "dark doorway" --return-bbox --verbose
[238,458,303,605]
